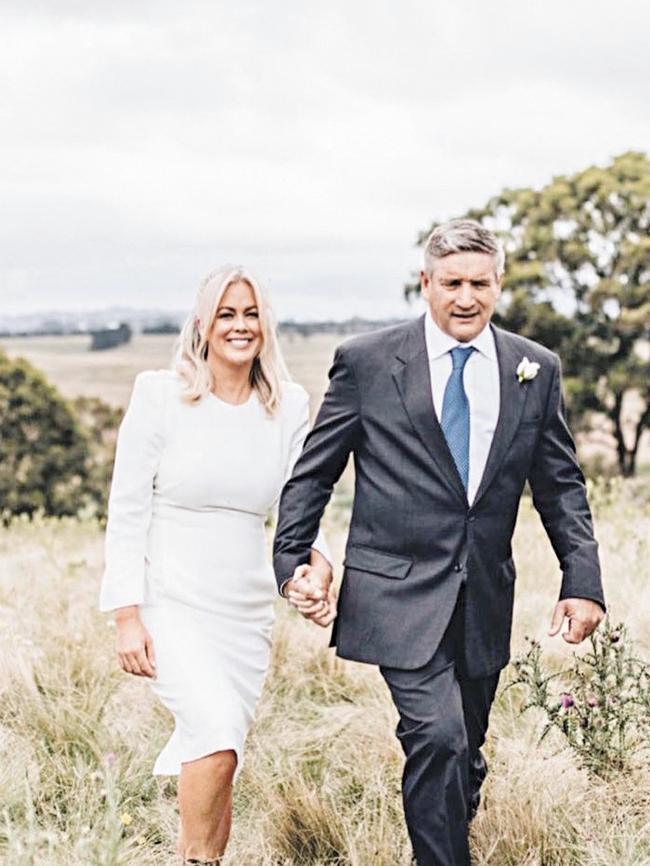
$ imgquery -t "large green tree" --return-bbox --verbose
[407,151,650,476]
[0,351,93,517]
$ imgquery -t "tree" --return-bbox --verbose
[0,351,93,517]
[407,151,650,476]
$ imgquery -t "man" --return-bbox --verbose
[273,219,605,866]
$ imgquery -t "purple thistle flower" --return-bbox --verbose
[560,693,574,709]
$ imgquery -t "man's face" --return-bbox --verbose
[420,251,502,342]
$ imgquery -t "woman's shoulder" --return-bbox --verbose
[279,380,309,413]
[131,369,181,403]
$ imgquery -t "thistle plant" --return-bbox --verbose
[509,620,650,778]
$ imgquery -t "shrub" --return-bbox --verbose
[0,351,92,518]
[509,621,650,778]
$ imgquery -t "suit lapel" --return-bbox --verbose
[471,325,530,508]
[392,316,467,506]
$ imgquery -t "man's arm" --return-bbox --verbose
[527,355,605,643]
[274,345,361,593]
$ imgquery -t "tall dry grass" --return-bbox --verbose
[1,480,649,865]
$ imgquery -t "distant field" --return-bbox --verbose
[0,333,342,415]
[3,332,648,470]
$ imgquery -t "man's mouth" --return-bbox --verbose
[452,312,478,320]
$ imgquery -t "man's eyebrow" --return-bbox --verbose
[442,275,491,281]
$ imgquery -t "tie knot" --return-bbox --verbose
[450,345,475,371]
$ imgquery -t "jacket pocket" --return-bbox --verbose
[343,544,413,579]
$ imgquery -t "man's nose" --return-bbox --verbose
[456,283,475,306]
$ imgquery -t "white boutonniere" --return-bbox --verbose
[516,356,540,383]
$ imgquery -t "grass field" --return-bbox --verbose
[1,485,649,865]
[1,333,650,864]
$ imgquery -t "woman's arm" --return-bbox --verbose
[100,371,166,678]
[99,371,166,612]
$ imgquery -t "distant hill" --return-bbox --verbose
[0,308,186,337]
[0,309,410,338]
[278,317,408,336]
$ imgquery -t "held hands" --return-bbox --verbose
[285,563,337,628]
[548,597,605,644]
[114,606,157,678]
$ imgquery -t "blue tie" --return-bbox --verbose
[441,346,475,491]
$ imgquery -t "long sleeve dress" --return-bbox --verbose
[99,370,330,775]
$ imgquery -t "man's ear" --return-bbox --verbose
[419,270,430,299]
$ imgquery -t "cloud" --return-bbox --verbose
[1,0,649,317]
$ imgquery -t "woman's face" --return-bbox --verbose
[207,280,262,369]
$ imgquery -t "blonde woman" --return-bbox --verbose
[99,266,333,865]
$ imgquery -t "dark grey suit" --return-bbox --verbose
[274,315,604,865]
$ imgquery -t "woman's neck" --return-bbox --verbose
[208,358,253,405]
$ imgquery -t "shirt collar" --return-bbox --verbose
[424,310,497,362]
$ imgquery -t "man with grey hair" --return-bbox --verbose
[274,218,604,865]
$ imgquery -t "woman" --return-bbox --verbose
[100,266,334,865]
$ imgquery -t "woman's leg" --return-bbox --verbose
[178,749,238,863]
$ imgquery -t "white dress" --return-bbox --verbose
[99,370,329,775]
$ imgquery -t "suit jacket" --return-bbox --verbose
[273,316,604,678]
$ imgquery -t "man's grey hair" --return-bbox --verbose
[422,219,505,277]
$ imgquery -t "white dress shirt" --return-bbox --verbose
[424,312,500,504]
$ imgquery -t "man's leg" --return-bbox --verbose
[380,626,471,866]
[451,586,502,819]
[458,671,500,820]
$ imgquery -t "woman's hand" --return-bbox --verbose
[287,563,338,628]
[114,606,157,678]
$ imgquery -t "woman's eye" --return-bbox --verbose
[247,311,259,318]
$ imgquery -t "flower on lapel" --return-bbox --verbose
[516,356,540,383]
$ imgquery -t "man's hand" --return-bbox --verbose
[548,598,605,644]
[285,562,337,628]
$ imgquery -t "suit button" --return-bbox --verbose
[453,563,463,572]
[468,516,476,523]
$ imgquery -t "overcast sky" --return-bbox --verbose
[2,0,649,321]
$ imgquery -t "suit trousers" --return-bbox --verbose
[380,590,500,866]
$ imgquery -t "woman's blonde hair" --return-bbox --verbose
[174,265,289,414]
